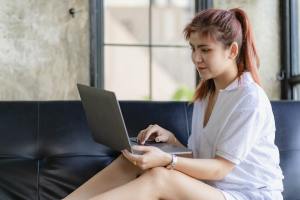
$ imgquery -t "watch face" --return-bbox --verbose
[171,154,178,169]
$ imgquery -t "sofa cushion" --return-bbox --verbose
[0,102,38,157]
[272,101,300,200]
[120,101,193,144]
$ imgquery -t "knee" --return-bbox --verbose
[143,167,170,187]
[148,167,169,177]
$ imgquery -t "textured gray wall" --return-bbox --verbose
[0,0,89,100]
[214,0,281,99]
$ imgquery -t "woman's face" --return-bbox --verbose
[189,32,236,81]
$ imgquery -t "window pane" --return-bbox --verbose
[152,0,194,45]
[291,0,300,76]
[293,84,300,100]
[104,0,149,44]
[104,46,150,100]
[152,47,195,101]
[295,0,300,76]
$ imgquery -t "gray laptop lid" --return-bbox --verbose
[77,84,193,156]
[77,84,131,152]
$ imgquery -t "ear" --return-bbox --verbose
[228,42,239,60]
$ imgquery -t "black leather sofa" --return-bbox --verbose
[0,101,299,200]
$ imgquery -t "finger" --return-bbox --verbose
[122,150,131,161]
[148,124,154,128]
[122,152,138,166]
[141,125,154,142]
[131,145,153,152]
[138,128,152,144]
[137,129,146,143]
[141,128,150,143]
[155,134,168,142]
[122,149,143,164]
[142,126,158,144]
[122,150,133,164]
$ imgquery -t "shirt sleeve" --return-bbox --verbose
[215,108,265,165]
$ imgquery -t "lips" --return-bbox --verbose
[197,67,207,70]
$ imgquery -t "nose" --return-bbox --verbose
[192,51,203,64]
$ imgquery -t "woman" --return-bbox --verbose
[64,8,283,200]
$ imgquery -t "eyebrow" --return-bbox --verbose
[189,43,210,48]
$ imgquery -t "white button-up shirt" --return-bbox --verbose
[188,72,284,191]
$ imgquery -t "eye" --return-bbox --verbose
[190,46,195,52]
[201,48,210,53]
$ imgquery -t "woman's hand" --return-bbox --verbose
[122,145,172,170]
[137,124,176,145]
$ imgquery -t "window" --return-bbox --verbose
[293,84,300,99]
[281,0,300,100]
[91,0,197,101]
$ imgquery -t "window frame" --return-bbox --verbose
[90,0,104,88]
[281,0,300,99]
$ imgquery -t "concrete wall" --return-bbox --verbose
[0,0,89,100]
[214,0,281,99]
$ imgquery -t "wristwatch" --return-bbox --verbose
[168,154,177,170]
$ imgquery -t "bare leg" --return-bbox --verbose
[89,167,225,200]
[63,155,142,200]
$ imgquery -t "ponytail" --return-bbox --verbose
[230,8,261,85]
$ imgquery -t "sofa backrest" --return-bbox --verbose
[271,101,300,200]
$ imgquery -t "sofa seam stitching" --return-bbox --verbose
[183,102,190,142]
[37,102,40,200]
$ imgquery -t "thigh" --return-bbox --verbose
[155,168,225,200]
[64,155,142,200]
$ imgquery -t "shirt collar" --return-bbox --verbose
[220,72,254,92]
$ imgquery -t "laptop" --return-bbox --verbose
[77,84,192,156]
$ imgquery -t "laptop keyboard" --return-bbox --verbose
[129,137,158,145]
